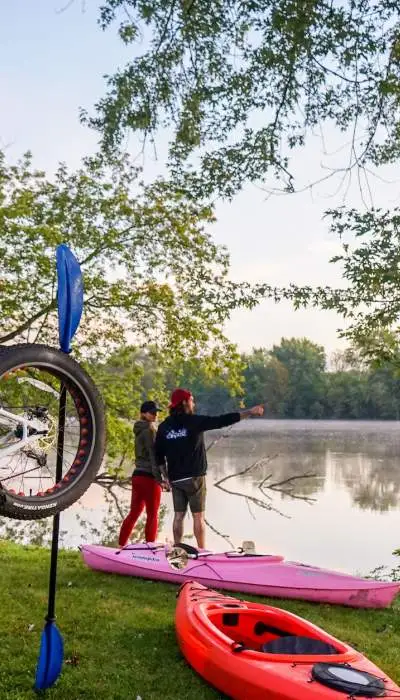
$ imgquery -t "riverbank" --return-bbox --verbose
[1,540,400,699]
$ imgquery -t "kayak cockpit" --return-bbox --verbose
[202,605,348,657]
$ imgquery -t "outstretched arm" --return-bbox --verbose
[195,405,264,432]
[239,405,264,420]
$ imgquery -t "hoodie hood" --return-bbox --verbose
[134,419,154,436]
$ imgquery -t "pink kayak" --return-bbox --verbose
[80,543,400,608]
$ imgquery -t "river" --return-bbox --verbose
[37,420,400,577]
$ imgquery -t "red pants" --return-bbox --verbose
[119,475,161,547]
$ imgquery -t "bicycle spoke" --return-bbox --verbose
[0,363,85,496]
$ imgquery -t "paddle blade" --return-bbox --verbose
[56,244,84,353]
[34,621,64,691]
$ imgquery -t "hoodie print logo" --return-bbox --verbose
[166,428,188,440]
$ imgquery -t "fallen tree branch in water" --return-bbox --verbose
[213,455,288,518]
[212,455,317,523]
[259,472,317,504]
[213,455,277,489]
[245,496,257,520]
[204,518,235,549]
[205,424,235,453]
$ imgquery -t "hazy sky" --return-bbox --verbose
[2,2,397,359]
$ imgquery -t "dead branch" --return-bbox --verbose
[204,518,235,549]
[213,455,317,519]
[257,474,273,501]
[104,484,125,520]
[213,455,288,519]
[245,497,256,520]
[261,472,318,505]
[213,455,277,489]
[206,424,235,453]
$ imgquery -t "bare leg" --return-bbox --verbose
[193,512,206,549]
[173,512,185,544]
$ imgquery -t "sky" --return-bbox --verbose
[1,1,398,361]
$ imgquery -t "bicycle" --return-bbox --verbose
[0,343,105,520]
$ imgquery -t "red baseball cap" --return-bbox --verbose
[169,388,193,408]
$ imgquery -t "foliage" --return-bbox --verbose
[163,354,245,413]
[86,345,244,470]
[0,148,264,469]
[84,3,400,364]
[261,208,400,365]
[369,549,400,582]
[89,1,400,199]
[75,491,167,548]
[0,149,255,372]
[0,490,167,549]
[0,516,64,548]
[243,349,288,415]
[270,338,326,418]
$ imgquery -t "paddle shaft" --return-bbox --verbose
[46,384,67,622]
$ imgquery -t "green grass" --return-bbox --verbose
[1,541,400,699]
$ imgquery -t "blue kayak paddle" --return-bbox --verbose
[34,244,84,691]
[56,243,84,354]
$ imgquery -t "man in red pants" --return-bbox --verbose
[119,400,165,546]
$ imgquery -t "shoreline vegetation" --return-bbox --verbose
[1,542,400,699]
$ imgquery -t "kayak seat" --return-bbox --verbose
[261,635,338,655]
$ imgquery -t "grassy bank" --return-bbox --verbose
[1,541,400,699]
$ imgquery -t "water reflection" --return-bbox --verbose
[211,421,400,512]
[5,420,400,575]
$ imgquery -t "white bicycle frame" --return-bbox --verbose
[0,407,48,459]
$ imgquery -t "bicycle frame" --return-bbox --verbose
[0,407,48,459]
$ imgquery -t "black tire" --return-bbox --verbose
[0,344,106,520]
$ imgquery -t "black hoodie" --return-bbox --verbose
[154,412,240,481]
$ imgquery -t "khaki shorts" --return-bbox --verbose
[171,476,206,514]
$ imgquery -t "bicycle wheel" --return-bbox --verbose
[0,344,106,520]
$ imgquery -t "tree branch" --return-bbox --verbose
[205,424,234,453]
[213,456,317,519]
[204,518,235,549]
[0,301,56,344]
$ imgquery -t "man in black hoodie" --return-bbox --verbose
[119,400,163,546]
[155,389,264,549]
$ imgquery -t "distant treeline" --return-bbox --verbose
[94,338,400,422]
[178,339,400,420]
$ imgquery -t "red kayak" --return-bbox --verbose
[176,581,399,699]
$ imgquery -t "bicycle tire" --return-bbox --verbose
[0,343,106,520]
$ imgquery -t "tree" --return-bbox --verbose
[164,355,241,414]
[0,149,254,379]
[81,2,400,364]
[267,208,400,365]
[86,1,400,199]
[0,149,263,469]
[271,338,326,418]
[324,370,368,419]
[243,349,288,416]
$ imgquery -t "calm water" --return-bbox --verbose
[59,420,400,576]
